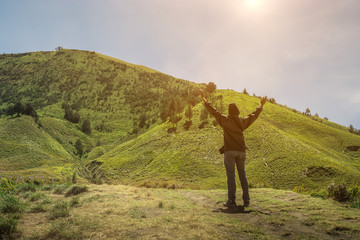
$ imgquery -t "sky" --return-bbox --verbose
[1,0,359,128]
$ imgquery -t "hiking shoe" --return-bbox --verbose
[244,201,250,207]
[223,200,237,208]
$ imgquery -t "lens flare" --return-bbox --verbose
[247,0,262,8]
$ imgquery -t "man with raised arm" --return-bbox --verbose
[199,89,267,207]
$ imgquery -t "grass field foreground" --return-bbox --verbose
[1,183,359,239]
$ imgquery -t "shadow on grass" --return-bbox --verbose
[212,205,271,215]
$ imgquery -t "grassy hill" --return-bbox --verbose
[0,49,360,193]
[99,90,360,191]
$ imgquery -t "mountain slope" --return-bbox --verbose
[0,49,200,139]
[0,50,359,191]
[99,90,360,190]
[0,116,72,178]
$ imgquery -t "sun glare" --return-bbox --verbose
[246,0,262,8]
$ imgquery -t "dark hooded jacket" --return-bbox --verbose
[204,102,262,152]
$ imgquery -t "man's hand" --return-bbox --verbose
[260,96,268,107]
[199,89,207,103]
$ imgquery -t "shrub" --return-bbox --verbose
[29,192,46,202]
[167,127,177,133]
[29,203,47,213]
[293,185,307,194]
[17,182,37,193]
[75,139,84,158]
[53,184,70,195]
[65,185,88,197]
[348,185,360,200]
[81,119,91,135]
[46,219,82,240]
[198,121,207,129]
[350,200,360,209]
[69,197,80,207]
[0,215,18,237]
[183,120,192,130]
[50,201,70,219]
[40,184,55,191]
[310,189,327,199]
[0,193,24,214]
[205,82,216,93]
[0,178,16,193]
[269,98,276,104]
[327,183,350,202]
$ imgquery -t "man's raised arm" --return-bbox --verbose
[242,96,267,130]
[199,89,226,126]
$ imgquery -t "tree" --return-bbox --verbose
[175,98,184,117]
[205,82,217,93]
[22,103,39,124]
[81,119,91,135]
[64,108,72,121]
[13,102,24,117]
[269,98,276,104]
[349,124,354,133]
[139,114,147,129]
[219,99,225,113]
[132,120,139,136]
[72,112,80,123]
[75,139,84,158]
[200,106,208,122]
[6,104,15,117]
[64,109,80,123]
[242,88,249,95]
[185,105,193,121]
[168,99,177,122]
[160,107,169,122]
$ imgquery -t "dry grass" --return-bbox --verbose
[14,184,360,239]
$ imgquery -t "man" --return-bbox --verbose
[199,89,267,207]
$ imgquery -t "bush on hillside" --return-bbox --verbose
[16,182,37,193]
[183,120,192,130]
[53,184,71,195]
[205,82,217,93]
[0,215,18,238]
[0,178,16,193]
[0,193,24,214]
[65,185,88,197]
[198,121,207,129]
[75,139,84,158]
[64,108,80,123]
[4,102,39,123]
[269,98,276,104]
[81,119,91,135]
[327,183,350,202]
[50,201,70,219]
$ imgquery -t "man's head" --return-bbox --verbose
[228,103,240,116]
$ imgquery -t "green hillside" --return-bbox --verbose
[99,90,360,190]
[0,49,360,192]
